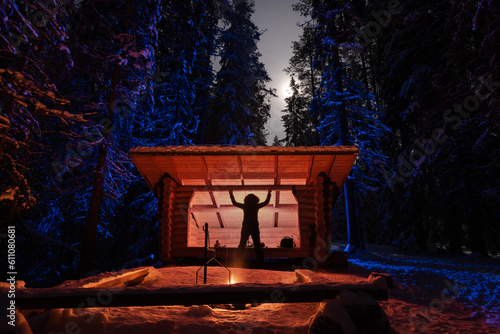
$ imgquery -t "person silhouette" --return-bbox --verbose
[229,187,272,266]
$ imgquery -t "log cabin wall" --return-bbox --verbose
[158,176,177,262]
[293,185,316,258]
[170,187,193,257]
[314,173,337,263]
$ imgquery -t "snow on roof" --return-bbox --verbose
[129,145,358,156]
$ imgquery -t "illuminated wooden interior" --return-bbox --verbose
[187,188,300,248]
[129,146,358,261]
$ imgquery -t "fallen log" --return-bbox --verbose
[81,268,150,288]
[16,277,388,310]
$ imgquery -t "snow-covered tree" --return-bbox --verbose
[290,0,390,251]
[210,0,274,145]
[0,0,85,229]
[70,0,160,275]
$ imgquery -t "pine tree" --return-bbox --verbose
[284,25,321,146]
[1,0,160,281]
[151,0,204,146]
[71,0,160,275]
[191,1,219,145]
[210,0,274,145]
[291,0,390,251]
[367,1,499,254]
[281,77,310,146]
[272,135,282,146]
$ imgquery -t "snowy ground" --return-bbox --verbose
[339,244,500,334]
[17,267,322,334]
[4,245,500,333]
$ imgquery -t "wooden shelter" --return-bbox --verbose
[129,146,358,262]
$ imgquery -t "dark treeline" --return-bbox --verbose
[282,0,499,255]
[0,0,498,287]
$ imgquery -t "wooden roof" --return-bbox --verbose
[129,145,358,190]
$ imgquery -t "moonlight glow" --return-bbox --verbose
[281,80,293,98]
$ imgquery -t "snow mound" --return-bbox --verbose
[308,289,394,334]
[185,305,213,317]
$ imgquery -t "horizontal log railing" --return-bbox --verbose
[16,279,388,310]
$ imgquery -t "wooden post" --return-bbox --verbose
[157,176,177,262]
[204,223,208,284]
[314,174,327,263]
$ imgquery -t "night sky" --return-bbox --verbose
[252,0,303,143]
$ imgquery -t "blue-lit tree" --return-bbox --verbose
[56,0,161,275]
[150,0,223,146]
[0,0,83,226]
[0,0,101,284]
[292,0,390,252]
[0,0,161,278]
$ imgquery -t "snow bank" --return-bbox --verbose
[308,289,394,334]
[19,266,376,333]
[346,246,500,332]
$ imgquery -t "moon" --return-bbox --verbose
[281,80,293,98]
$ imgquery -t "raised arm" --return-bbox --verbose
[229,189,244,208]
[258,190,272,208]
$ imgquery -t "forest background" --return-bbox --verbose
[1,0,498,287]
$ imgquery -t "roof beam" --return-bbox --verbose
[327,155,336,178]
[191,204,298,213]
[307,155,314,181]
[185,185,295,192]
[208,191,219,208]
[216,212,224,228]
[237,156,244,186]
[201,156,211,186]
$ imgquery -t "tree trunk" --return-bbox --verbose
[459,163,487,255]
[440,179,462,255]
[330,36,361,252]
[78,62,122,275]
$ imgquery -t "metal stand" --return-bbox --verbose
[196,223,231,284]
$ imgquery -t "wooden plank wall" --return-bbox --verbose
[292,186,315,257]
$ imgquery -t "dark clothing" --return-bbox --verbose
[238,227,263,263]
[230,192,271,227]
[230,192,271,264]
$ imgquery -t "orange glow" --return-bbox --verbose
[187,189,301,248]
